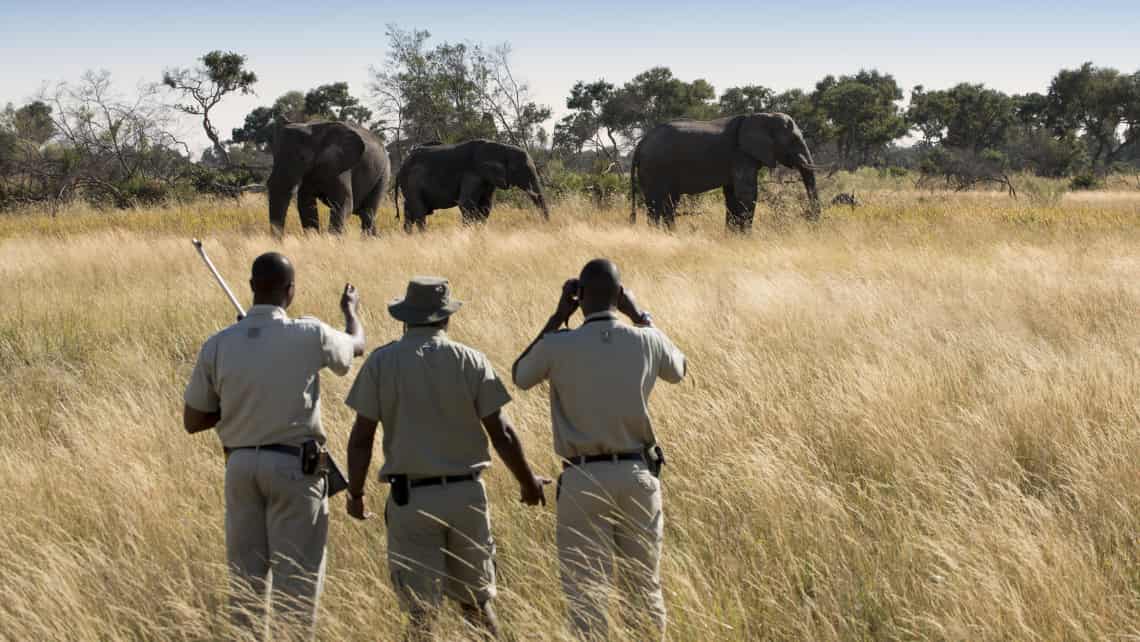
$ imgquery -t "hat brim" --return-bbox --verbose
[387,299,463,324]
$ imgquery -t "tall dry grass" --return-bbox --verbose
[0,190,1137,640]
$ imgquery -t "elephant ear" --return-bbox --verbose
[313,125,366,178]
[737,115,780,168]
[476,161,509,189]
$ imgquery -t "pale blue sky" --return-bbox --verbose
[2,1,1137,153]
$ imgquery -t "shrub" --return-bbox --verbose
[1069,173,1102,190]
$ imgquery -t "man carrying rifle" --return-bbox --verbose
[183,251,365,638]
[512,258,686,640]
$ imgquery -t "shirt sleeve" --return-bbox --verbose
[319,321,355,376]
[344,352,382,421]
[512,336,551,390]
[184,340,220,412]
[473,354,512,419]
[651,329,687,384]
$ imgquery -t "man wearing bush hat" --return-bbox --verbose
[344,276,549,640]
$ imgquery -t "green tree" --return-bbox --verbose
[162,50,257,165]
[303,82,373,125]
[907,83,1016,152]
[718,85,775,116]
[604,67,717,141]
[813,70,907,167]
[5,101,56,145]
[1046,62,1140,169]
[552,80,620,161]
[370,26,550,163]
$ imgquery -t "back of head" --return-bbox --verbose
[250,252,295,305]
[579,258,621,313]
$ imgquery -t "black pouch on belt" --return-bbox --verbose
[300,440,320,475]
[388,475,410,506]
[645,444,666,478]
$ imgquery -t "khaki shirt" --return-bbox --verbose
[344,326,511,478]
[184,305,356,448]
[513,311,686,459]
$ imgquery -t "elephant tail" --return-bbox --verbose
[629,144,640,224]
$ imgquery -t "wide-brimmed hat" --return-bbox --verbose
[388,276,463,324]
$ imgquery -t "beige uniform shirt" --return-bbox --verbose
[513,311,687,458]
[184,305,356,448]
[344,326,511,478]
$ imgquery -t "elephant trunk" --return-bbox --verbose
[531,190,550,220]
[797,153,821,221]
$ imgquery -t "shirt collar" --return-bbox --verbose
[245,304,288,320]
[404,325,446,339]
[584,310,619,323]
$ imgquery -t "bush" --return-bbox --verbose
[1069,173,1102,190]
[1018,174,1069,205]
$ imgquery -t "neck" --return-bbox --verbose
[252,296,287,309]
[580,304,616,317]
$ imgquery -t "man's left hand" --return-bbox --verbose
[520,474,552,506]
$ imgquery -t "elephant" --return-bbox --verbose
[266,120,391,235]
[393,139,549,232]
[630,112,821,232]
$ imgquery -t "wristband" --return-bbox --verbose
[634,312,653,327]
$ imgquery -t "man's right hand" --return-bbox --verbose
[346,493,373,520]
[554,278,580,325]
[340,283,360,316]
[520,474,552,506]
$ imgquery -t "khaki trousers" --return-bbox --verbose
[557,460,666,640]
[225,448,328,639]
[385,478,497,612]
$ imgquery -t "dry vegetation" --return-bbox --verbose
[0,185,1137,641]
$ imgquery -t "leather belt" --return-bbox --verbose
[563,451,644,470]
[406,473,480,488]
[223,444,301,457]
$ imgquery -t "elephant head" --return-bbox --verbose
[266,122,367,231]
[737,113,821,220]
[474,142,550,219]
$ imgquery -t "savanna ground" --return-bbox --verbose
[0,175,1137,641]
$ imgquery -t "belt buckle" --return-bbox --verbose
[611,453,619,463]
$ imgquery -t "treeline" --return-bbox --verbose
[2,25,1138,211]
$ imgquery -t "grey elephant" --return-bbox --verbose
[393,139,549,232]
[266,120,391,235]
[630,113,821,231]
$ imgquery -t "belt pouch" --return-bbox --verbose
[300,440,320,475]
[389,475,410,506]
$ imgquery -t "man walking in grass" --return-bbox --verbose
[344,276,549,641]
[513,258,687,640]
[182,252,366,638]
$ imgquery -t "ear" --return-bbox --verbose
[476,161,509,189]
[737,115,780,168]
[313,124,366,178]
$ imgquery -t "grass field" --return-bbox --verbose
[0,186,1137,640]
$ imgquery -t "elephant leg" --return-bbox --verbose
[658,192,679,230]
[729,163,759,233]
[296,183,320,233]
[324,177,353,235]
[458,174,487,225]
[403,194,431,234]
[266,171,297,236]
[354,183,384,236]
[644,188,666,227]
[476,186,494,221]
